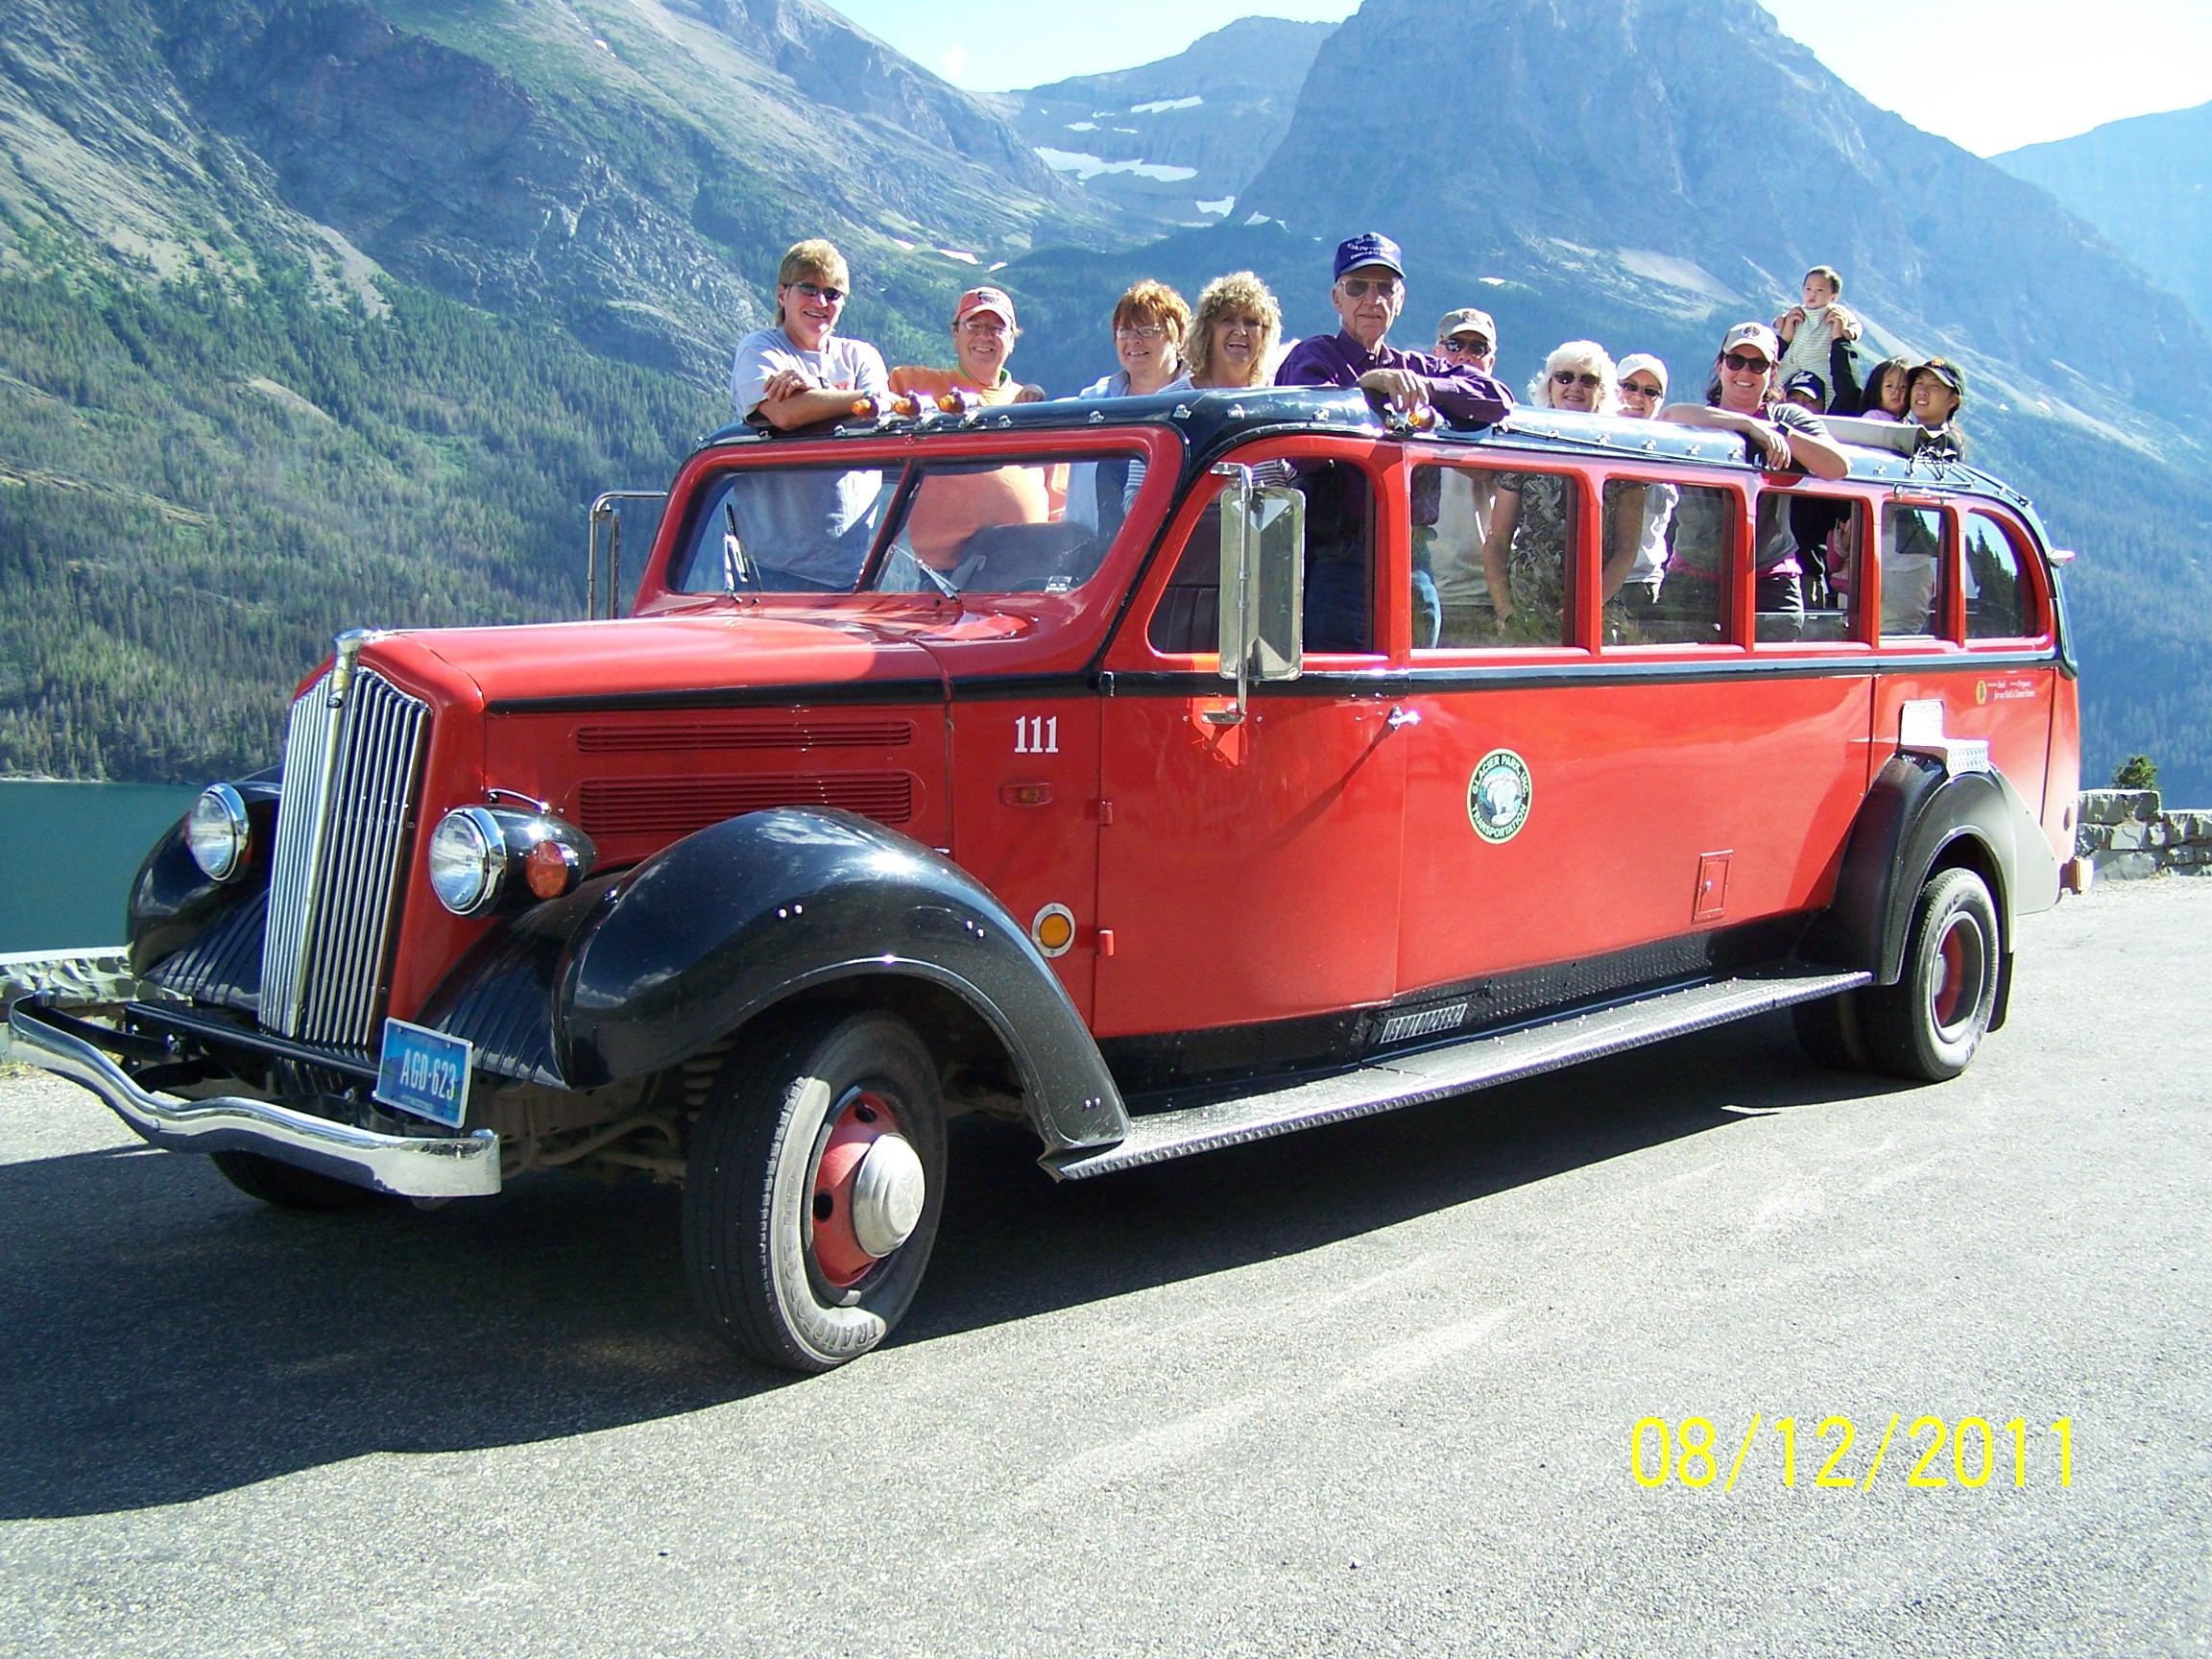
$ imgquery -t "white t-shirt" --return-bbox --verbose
[730,326,889,421]
[721,327,891,588]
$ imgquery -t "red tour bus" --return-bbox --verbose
[11,386,2081,1370]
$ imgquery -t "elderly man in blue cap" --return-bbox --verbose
[1275,233,1513,648]
[1276,232,1513,423]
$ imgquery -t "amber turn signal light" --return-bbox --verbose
[524,837,580,900]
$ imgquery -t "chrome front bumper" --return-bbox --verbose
[7,998,501,1198]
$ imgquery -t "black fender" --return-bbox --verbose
[1803,755,2060,1020]
[546,808,1127,1151]
[127,776,280,976]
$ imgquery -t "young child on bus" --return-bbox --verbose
[1773,266,1863,413]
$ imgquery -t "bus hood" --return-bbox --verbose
[365,613,948,710]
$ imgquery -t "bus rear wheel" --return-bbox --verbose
[682,1012,947,1374]
[1791,990,1869,1071]
[1861,867,2000,1082]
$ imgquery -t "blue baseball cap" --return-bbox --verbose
[1333,232,1406,281]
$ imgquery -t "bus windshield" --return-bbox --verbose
[666,448,1151,598]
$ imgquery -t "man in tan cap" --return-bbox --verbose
[1433,306,1499,378]
[1420,306,1504,642]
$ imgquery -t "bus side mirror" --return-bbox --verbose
[1212,469,1305,725]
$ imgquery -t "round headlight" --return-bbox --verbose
[427,807,507,916]
[185,784,251,881]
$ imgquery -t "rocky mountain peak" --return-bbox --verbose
[1239,0,2211,414]
[1995,100,2212,340]
[1002,16,1335,228]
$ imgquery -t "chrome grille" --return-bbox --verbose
[261,666,430,1046]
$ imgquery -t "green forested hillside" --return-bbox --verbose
[0,263,716,780]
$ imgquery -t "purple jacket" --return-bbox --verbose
[1275,330,1514,424]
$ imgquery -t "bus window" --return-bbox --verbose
[1413,464,1499,647]
[1146,479,1224,657]
[1964,512,2034,639]
[1619,482,1730,645]
[670,464,897,593]
[1477,467,1577,646]
[1600,475,1672,643]
[1881,504,1945,638]
[1298,459,1378,653]
[1789,494,1863,642]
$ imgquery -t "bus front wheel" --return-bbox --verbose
[682,1012,947,1374]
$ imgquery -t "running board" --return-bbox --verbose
[1044,970,1871,1181]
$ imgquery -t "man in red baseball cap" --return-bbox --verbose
[890,286,1046,406]
[887,286,1056,563]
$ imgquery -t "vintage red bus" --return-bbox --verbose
[11,386,2080,1370]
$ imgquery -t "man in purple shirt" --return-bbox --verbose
[1274,234,1513,647]
[1275,233,1514,424]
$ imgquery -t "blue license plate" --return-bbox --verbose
[374,1020,473,1128]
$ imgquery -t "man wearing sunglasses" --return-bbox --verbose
[1418,307,1503,641]
[1276,236,1513,648]
[731,238,889,431]
[724,239,891,589]
[1275,234,1512,426]
[1434,307,1499,376]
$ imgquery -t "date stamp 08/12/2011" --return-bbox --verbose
[1633,1414,2075,1492]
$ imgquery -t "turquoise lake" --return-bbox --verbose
[1,782,202,954]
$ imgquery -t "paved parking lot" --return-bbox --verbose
[3,881,2207,1657]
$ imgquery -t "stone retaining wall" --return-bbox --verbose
[2075,790,2212,880]
[0,949,134,1061]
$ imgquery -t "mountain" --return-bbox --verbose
[3,0,2210,799]
[1238,0,2212,426]
[994,18,1335,230]
[1,0,1118,376]
[1993,101,2212,340]
[0,0,1126,781]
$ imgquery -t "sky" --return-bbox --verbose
[819,0,2212,157]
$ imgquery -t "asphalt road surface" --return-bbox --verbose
[3,881,2207,1658]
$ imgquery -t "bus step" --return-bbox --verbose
[1043,969,1872,1181]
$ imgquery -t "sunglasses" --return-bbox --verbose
[787,281,846,303]
[1339,276,1401,299]
[1551,370,1603,390]
[1721,350,1772,373]
[1620,379,1663,398]
[1438,336,1493,357]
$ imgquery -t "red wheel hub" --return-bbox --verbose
[809,1091,922,1287]
[1933,919,1976,1030]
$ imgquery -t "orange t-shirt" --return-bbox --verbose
[885,365,1065,564]
[886,365,1022,406]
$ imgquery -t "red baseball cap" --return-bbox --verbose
[953,287,1017,327]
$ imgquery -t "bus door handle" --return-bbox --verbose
[1385,705,1422,731]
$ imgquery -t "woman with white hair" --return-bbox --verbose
[1480,342,1619,638]
[1525,340,1620,415]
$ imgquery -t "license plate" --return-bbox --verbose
[374,1019,473,1128]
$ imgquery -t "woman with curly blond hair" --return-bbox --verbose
[1185,272,1283,390]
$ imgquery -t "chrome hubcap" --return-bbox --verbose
[849,1134,926,1257]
